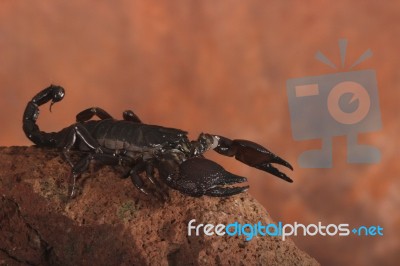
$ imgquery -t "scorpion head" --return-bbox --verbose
[157,157,249,197]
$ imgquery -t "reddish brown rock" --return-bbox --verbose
[0,146,318,265]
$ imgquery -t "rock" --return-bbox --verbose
[0,146,318,266]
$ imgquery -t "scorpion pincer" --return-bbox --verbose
[23,85,293,198]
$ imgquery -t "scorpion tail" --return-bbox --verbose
[23,85,65,146]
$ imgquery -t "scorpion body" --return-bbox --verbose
[23,85,293,197]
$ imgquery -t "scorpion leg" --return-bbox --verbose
[144,160,169,199]
[123,110,142,123]
[69,153,120,197]
[59,123,116,197]
[76,107,142,123]
[76,107,113,122]
[145,161,156,184]
[119,158,168,199]
[71,153,154,197]
[61,123,108,162]
[125,161,149,195]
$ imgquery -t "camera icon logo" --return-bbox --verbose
[286,40,382,168]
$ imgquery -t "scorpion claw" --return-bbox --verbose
[214,137,293,183]
[253,161,293,183]
[159,157,248,197]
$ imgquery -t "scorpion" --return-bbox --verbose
[23,85,293,198]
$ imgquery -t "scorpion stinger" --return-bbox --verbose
[23,85,293,199]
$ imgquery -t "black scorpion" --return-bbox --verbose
[23,85,293,197]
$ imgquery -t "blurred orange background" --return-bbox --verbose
[1,1,399,265]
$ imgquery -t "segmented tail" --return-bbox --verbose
[23,85,65,146]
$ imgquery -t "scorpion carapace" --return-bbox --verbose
[23,85,293,198]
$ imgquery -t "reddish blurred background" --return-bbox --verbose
[1,1,399,265]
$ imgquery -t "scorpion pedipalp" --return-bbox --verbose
[158,157,249,197]
[213,136,293,183]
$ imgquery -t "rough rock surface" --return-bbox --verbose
[0,146,318,266]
